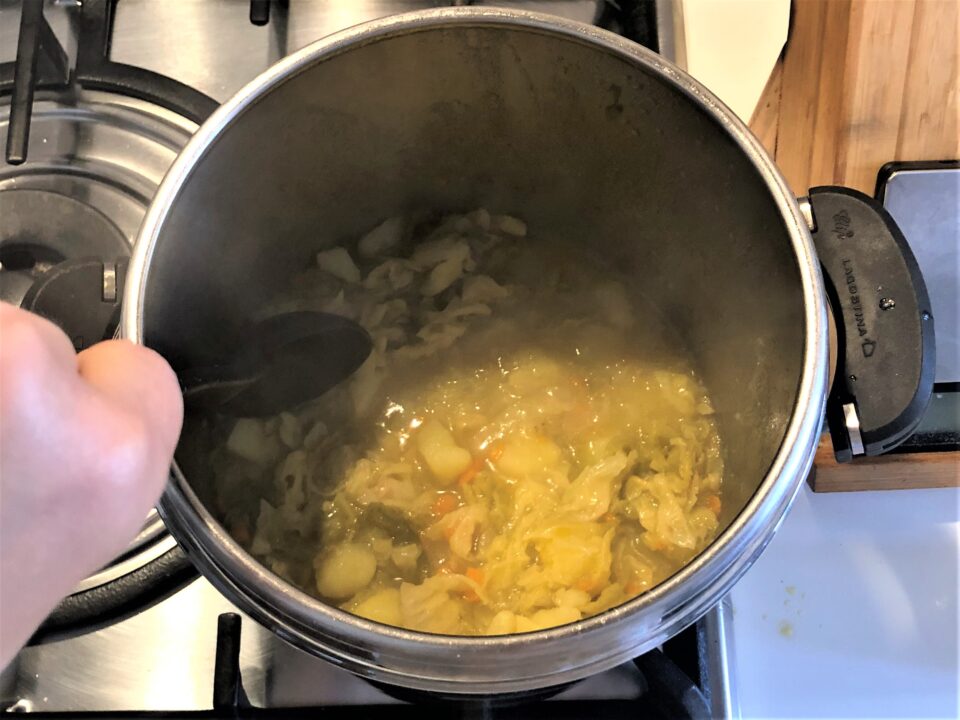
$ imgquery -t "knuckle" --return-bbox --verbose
[129,344,180,392]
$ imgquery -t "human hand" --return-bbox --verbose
[0,303,183,666]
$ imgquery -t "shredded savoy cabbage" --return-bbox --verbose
[206,209,724,636]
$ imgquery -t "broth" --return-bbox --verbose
[205,210,724,635]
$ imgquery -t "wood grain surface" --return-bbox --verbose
[750,0,959,195]
[809,437,960,492]
[751,0,959,491]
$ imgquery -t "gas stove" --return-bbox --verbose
[0,2,733,717]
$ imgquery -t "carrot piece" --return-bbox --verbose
[575,577,596,593]
[704,494,722,515]
[459,442,504,485]
[457,459,483,486]
[432,493,458,516]
[645,535,667,551]
[466,567,485,585]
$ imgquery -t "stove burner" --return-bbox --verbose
[21,257,128,352]
[0,189,128,309]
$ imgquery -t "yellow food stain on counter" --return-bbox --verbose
[778,620,794,638]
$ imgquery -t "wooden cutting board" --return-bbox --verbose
[751,0,959,194]
[749,0,959,491]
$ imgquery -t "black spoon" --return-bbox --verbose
[179,311,372,417]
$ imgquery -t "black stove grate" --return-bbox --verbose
[1,0,219,165]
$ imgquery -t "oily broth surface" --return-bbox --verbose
[206,211,724,636]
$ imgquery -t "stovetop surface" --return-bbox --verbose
[2,575,729,714]
[1,2,609,104]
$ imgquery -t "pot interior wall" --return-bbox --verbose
[145,24,806,533]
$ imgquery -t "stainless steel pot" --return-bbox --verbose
[122,8,933,694]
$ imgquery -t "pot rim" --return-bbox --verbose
[123,6,829,691]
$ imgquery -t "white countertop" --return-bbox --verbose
[728,483,960,719]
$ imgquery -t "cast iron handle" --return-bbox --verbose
[806,186,936,462]
[6,0,71,165]
[29,544,196,645]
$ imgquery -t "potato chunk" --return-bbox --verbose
[315,544,377,599]
[417,419,471,484]
[226,418,279,466]
[316,247,361,283]
[352,588,403,626]
[486,610,519,635]
[526,606,581,631]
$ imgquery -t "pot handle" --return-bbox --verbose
[803,187,936,462]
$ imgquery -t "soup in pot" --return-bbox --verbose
[204,210,724,635]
